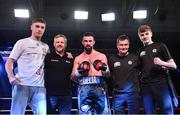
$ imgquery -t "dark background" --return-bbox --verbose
[0,0,180,113]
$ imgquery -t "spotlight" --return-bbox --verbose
[133,10,147,19]
[101,13,115,21]
[74,11,88,20]
[14,9,29,18]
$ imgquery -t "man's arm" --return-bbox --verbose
[100,54,111,77]
[5,58,20,85]
[70,57,79,80]
[154,43,177,70]
[154,58,177,70]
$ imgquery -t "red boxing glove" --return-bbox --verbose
[77,61,90,76]
[93,60,107,71]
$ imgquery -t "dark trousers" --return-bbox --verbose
[47,95,72,114]
[141,81,173,114]
[113,92,139,114]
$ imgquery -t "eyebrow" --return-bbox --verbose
[140,32,149,36]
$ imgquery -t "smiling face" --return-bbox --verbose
[54,36,67,54]
[117,39,129,56]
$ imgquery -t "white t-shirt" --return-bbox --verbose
[9,37,49,87]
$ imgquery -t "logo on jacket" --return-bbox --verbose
[152,49,157,53]
[140,51,146,57]
[128,60,132,65]
[51,59,59,62]
[114,62,121,67]
[66,60,71,63]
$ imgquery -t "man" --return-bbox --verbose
[109,35,140,114]
[71,32,111,114]
[137,25,177,114]
[45,34,73,114]
[5,18,49,114]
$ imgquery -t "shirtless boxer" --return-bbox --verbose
[71,32,110,114]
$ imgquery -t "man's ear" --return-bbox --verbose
[93,40,95,45]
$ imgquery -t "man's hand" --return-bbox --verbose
[154,57,169,72]
[66,52,73,59]
[154,57,177,70]
[9,76,21,85]
[77,61,90,76]
[154,57,164,66]
[93,60,107,71]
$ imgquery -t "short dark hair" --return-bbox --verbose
[32,18,46,25]
[116,34,130,44]
[138,25,152,33]
[83,32,95,38]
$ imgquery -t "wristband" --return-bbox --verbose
[75,70,81,77]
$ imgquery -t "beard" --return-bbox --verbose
[56,46,64,53]
[84,45,92,54]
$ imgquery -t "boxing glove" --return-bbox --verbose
[93,60,107,71]
[77,61,90,76]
